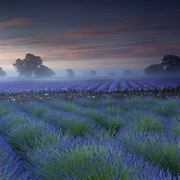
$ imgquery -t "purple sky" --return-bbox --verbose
[0,0,180,75]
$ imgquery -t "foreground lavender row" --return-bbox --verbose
[0,97,180,179]
[0,78,180,92]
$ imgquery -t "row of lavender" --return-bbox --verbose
[0,78,180,92]
[0,97,180,179]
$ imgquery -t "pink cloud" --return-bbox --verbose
[64,30,109,37]
[0,18,31,29]
[63,10,180,39]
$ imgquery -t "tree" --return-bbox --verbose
[66,69,75,77]
[13,53,55,78]
[144,55,180,76]
[144,64,164,75]
[0,67,6,77]
[90,70,96,77]
[33,65,55,78]
[161,55,180,73]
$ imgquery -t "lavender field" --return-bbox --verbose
[0,78,180,180]
[0,78,180,92]
[0,97,180,179]
[1,0,180,178]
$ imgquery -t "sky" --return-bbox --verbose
[0,0,180,75]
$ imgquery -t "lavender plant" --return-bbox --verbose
[0,136,33,179]
[154,99,180,117]
[131,112,164,133]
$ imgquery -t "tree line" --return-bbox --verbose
[0,53,180,78]
[0,53,116,78]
